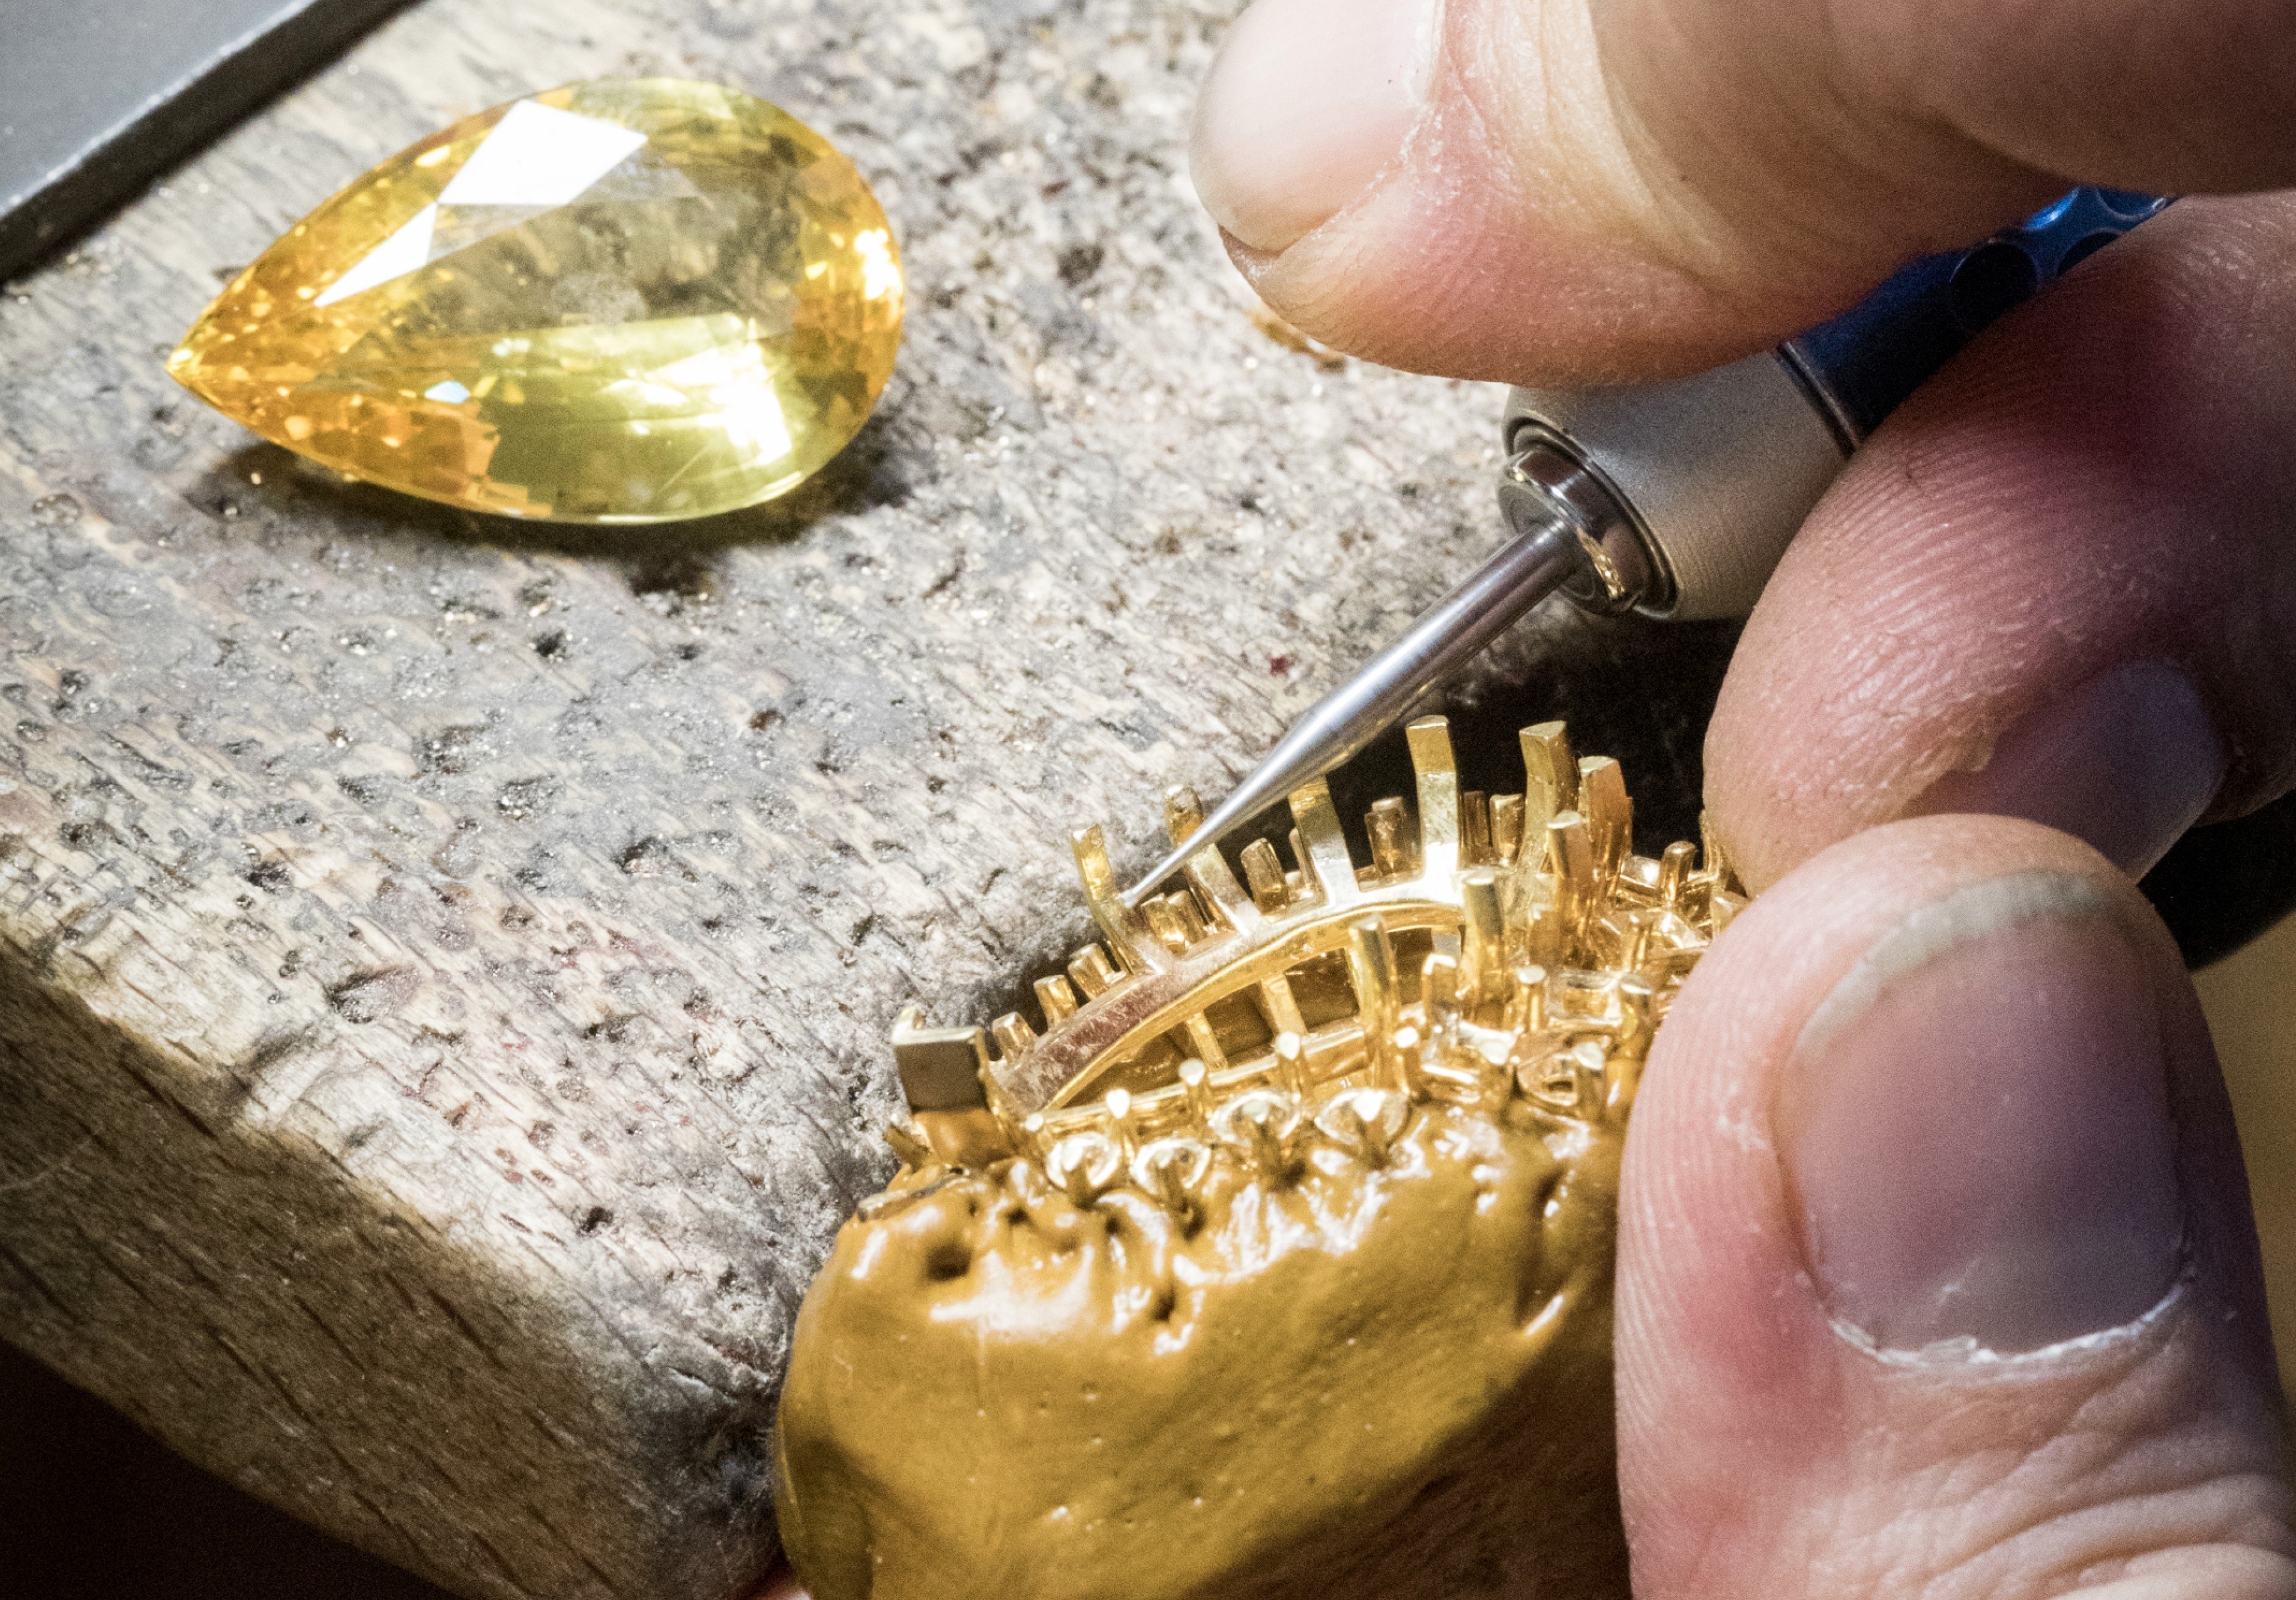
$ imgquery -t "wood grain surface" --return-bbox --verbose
[0,1,1738,1597]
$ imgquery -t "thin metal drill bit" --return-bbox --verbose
[1124,508,1585,904]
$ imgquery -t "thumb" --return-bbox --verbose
[1190,0,2296,383]
[1617,815,2294,1598]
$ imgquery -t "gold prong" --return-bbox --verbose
[991,1011,1037,1063]
[1459,870,1504,1010]
[1421,951,1460,1030]
[1239,837,1289,914]
[1165,890,1212,946]
[1367,796,1412,879]
[1314,1087,1407,1165]
[1132,1137,1209,1218]
[1178,1057,1216,1130]
[1071,824,1162,973]
[1272,1030,1310,1099]
[1520,721,1576,841]
[1141,1152,1185,1213]
[1589,1035,1634,1117]
[1520,897,1564,966]
[1490,792,1525,866]
[1495,793,1528,863]
[1067,943,1120,998]
[1547,812,1594,937]
[1019,1112,1048,1160]
[1183,1012,1229,1072]
[1572,1039,1610,1118]
[1142,896,1190,953]
[1577,755,1632,878]
[1186,842,1260,934]
[1288,780,1362,908]
[1346,915,1403,1092]
[987,1096,1028,1162]
[1071,820,1120,900]
[1105,1087,1139,1155]
[1616,974,1656,1061]
[1657,839,1696,910]
[1460,790,1493,866]
[1258,974,1307,1038]
[1622,912,1652,971]
[1162,785,1204,846]
[1034,973,1080,1027]
[1047,1132,1120,1206]
[1405,716,1461,882]
[884,1120,934,1169]
[1214,1087,1300,1180]
[1476,1035,1513,1111]
[1698,809,1743,894]
[1503,964,1548,1034]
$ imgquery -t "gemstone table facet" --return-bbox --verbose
[168,79,904,522]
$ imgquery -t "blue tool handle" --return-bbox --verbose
[1501,184,2173,619]
[1783,187,2171,444]
[1136,187,2179,901]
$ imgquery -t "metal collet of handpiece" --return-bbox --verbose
[1126,187,2170,904]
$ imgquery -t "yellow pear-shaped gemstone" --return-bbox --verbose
[169,80,903,523]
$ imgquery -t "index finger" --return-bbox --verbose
[1702,193,2296,890]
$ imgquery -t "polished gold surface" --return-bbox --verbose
[776,718,1743,1599]
[168,80,902,522]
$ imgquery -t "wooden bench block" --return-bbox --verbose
[0,1,1729,1595]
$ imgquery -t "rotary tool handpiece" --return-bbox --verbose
[1128,187,2169,904]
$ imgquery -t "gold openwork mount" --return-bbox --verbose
[878,715,1745,1212]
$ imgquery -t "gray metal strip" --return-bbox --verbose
[1,0,420,281]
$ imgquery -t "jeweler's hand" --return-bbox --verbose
[1193,0,2296,892]
[1192,2,2296,1593]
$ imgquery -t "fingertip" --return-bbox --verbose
[1187,0,1438,256]
[1193,0,1807,381]
[1618,816,2288,1598]
[1902,660,2225,878]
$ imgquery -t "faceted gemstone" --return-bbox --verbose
[169,80,903,523]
